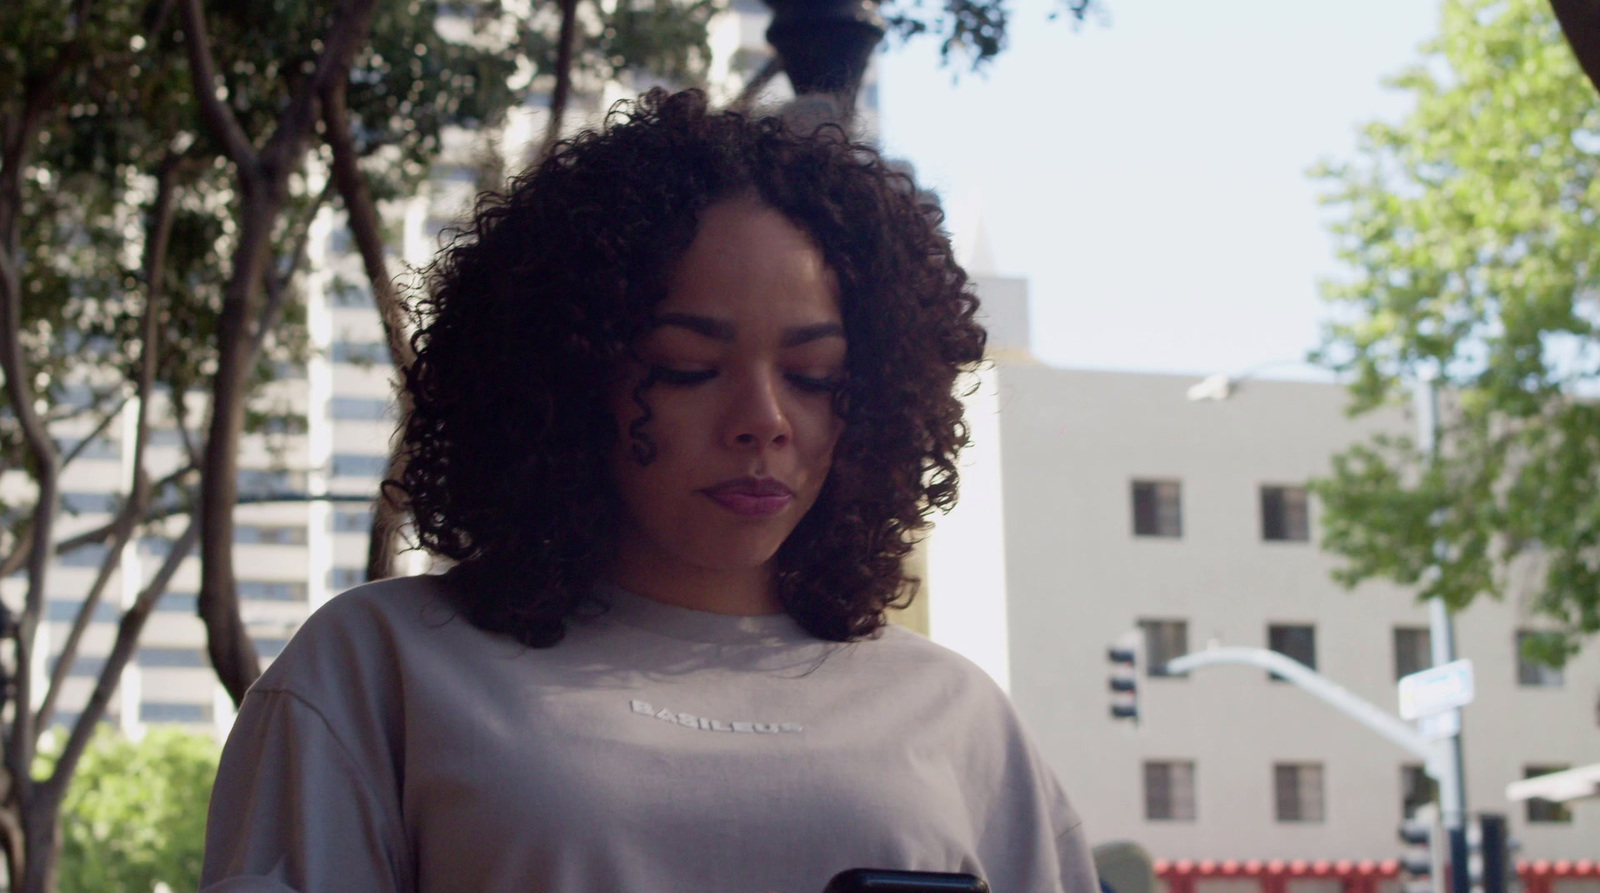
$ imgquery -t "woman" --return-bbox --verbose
[201,88,1096,893]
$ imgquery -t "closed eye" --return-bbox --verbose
[651,366,716,386]
[787,373,845,394]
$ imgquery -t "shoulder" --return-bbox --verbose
[250,575,467,701]
[843,625,1019,728]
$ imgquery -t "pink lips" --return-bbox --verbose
[701,477,795,517]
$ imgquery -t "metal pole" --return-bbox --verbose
[1416,373,1470,893]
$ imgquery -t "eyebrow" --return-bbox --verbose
[653,312,845,348]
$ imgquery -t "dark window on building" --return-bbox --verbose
[332,508,374,533]
[59,543,110,568]
[1394,627,1433,681]
[329,567,365,591]
[237,468,298,495]
[47,600,118,623]
[1268,624,1316,681]
[1143,761,1196,821]
[1516,631,1564,687]
[328,279,375,308]
[332,453,388,478]
[1261,485,1310,542]
[1523,765,1573,824]
[61,491,118,515]
[1132,480,1182,538]
[138,647,208,669]
[238,580,307,602]
[59,436,120,461]
[1274,763,1325,822]
[1401,764,1438,820]
[48,654,106,678]
[235,524,308,546]
[156,592,197,613]
[329,397,393,421]
[140,701,212,724]
[1140,619,1189,678]
[255,636,291,659]
[331,341,388,365]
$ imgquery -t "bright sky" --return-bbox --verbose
[876,0,1444,380]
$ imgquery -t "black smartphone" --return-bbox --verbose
[823,869,990,893]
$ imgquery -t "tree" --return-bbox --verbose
[0,0,714,888]
[1311,0,1600,665]
[48,727,219,893]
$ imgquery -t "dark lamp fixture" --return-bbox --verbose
[763,0,885,108]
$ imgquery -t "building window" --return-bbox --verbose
[1139,619,1189,678]
[138,647,208,669]
[329,567,365,591]
[331,341,388,365]
[1394,627,1432,681]
[1132,480,1182,538]
[235,524,309,546]
[255,636,291,659]
[1523,766,1573,824]
[1274,763,1325,822]
[58,543,110,568]
[1267,623,1316,681]
[332,453,389,478]
[1401,764,1438,820]
[61,491,118,515]
[140,702,212,724]
[46,600,118,623]
[238,580,308,602]
[156,592,197,613]
[329,397,394,421]
[237,468,299,495]
[1516,631,1564,687]
[332,508,373,532]
[1260,485,1310,542]
[1143,761,1197,821]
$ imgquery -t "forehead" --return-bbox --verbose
[660,197,841,324]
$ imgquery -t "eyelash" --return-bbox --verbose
[649,366,845,394]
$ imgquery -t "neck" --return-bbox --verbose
[604,540,783,617]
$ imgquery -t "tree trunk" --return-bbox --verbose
[1552,0,1600,96]
[321,78,418,582]
[180,0,381,705]
[538,0,581,160]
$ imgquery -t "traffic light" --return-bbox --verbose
[1470,813,1511,893]
[1107,637,1139,722]
[1397,814,1434,893]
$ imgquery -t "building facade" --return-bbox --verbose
[919,276,1599,863]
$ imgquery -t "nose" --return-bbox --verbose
[723,370,791,450]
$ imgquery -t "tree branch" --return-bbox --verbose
[731,55,783,112]
[176,0,257,172]
[43,519,198,800]
[538,0,581,160]
[34,152,180,737]
[321,76,419,581]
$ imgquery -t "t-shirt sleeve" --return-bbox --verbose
[200,687,411,893]
[1056,817,1100,893]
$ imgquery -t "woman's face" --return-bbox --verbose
[609,196,847,587]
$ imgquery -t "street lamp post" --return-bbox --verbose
[762,0,885,117]
[1415,373,1471,893]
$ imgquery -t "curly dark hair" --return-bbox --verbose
[400,88,986,646]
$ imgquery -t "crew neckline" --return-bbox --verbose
[588,583,815,646]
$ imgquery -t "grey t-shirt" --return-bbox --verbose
[201,576,1097,893]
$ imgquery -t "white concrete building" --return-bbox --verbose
[920,275,1599,863]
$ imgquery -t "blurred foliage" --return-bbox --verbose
[1311,0,1600,666]
[883,0,1096,69]
[34,727,219,893]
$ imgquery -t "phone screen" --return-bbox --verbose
[822,868,990,893]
